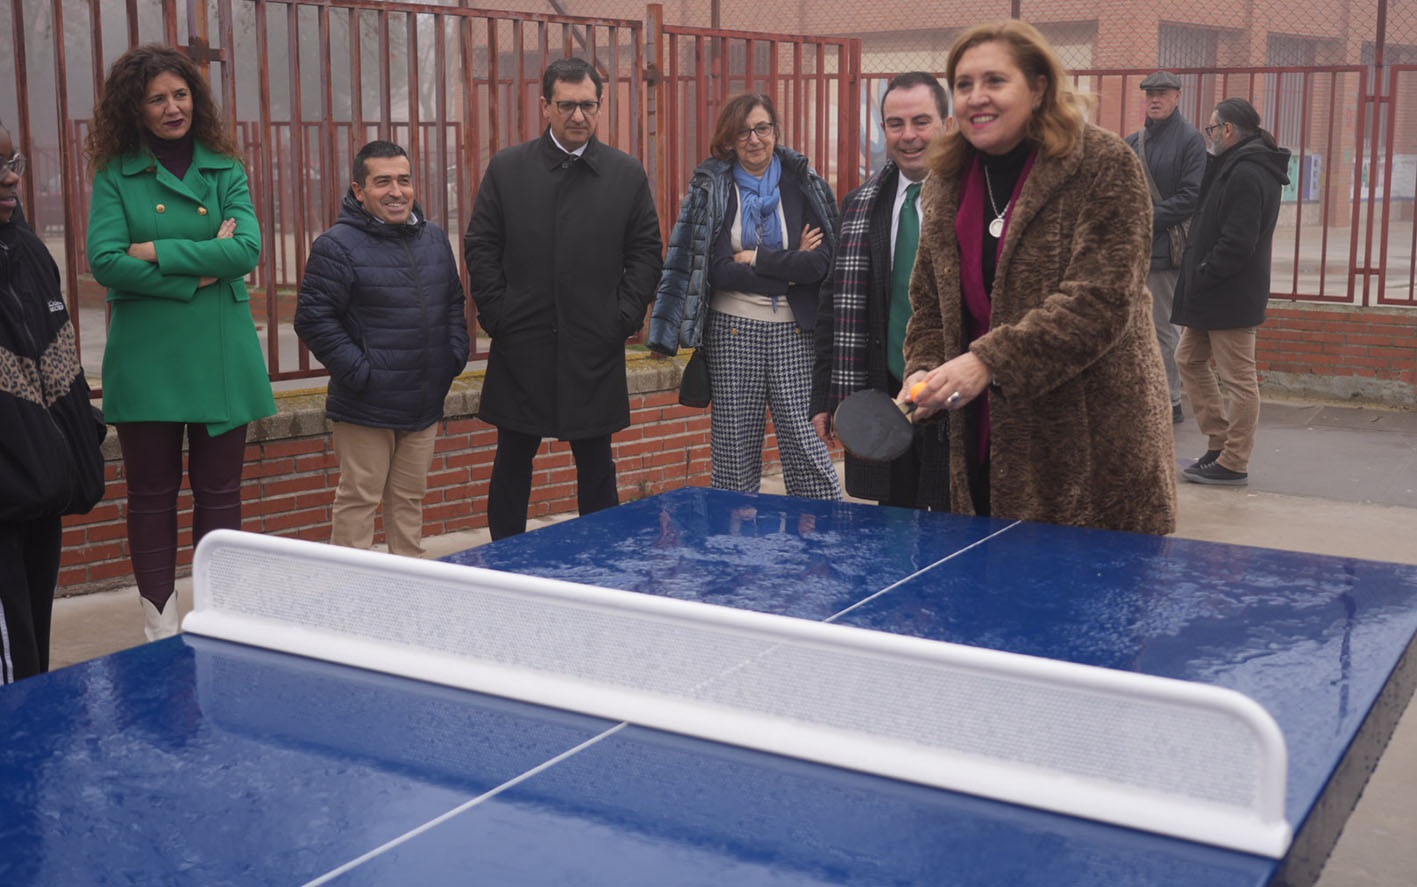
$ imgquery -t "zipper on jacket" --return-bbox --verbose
[398,233,434,416]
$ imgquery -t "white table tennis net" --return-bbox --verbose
[186,530,1290,858]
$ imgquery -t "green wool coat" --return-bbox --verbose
[88,142,275,436]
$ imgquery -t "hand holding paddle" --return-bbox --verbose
[835,354,993,462]
[902,354,994,420]
[833,381,930,463]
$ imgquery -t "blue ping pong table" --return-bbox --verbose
[2,486,1415,886]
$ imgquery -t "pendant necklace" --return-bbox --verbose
[983,164,1008,239]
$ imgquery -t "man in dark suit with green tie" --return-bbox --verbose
[810,72,951,509]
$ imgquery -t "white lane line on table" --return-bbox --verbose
[824,521,1022,624]
[678,522,1024,696]
[300,721,630,886]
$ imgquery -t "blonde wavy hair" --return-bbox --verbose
[930,20,1095,178]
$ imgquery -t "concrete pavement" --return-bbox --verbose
[46,397,1417,886]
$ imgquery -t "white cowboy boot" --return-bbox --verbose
[142,595,180,641]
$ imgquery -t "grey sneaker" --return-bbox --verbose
[1183,461,1248,486]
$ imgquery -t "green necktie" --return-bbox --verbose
[888,181,922,381]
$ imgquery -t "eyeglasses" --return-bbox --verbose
[0,153,25,177]
[735,122,776,143]
[1203,123,1224,138]
[554,100,600,116]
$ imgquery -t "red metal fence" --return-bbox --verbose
[1080,66,1382,306]
[861,63,1417,308]
[647,13,860,240]
[8,0,644,385]
[235,0,644,378]
[1373,64,1417,306]
[4,0,1414,392]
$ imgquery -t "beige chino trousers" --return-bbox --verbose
[1176,326,1260,473]
[330,421,439,557]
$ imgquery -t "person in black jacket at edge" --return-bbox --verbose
[1172,98,1290,487]
[295,139,470,557]
[0,120,108,683]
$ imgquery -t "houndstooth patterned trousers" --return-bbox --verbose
[706,310,842,500]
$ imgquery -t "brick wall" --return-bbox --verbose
[1258,303,1417,405]
[58,353,784,595]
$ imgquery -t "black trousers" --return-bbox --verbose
[880,425,948,510]
[962,397,991,518]
[0,516,63,683]
[487,428,617,541]
[879,373,949,511]
[116,422,248,608]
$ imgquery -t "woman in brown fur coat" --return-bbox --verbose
[902,20,1176,534]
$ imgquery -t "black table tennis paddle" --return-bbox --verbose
[833,386,924,463]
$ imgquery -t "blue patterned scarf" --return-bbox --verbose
[733,155,783,250]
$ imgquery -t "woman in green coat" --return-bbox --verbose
[86,45,275,640]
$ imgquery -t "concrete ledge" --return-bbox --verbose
[628,349,692,394]
[244,349,694,444]
[1262,371,1416,410]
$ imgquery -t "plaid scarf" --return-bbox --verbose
[828,161,896,411]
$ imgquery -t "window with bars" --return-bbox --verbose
[1158,22,1220,127]
[1266,34,1320,149]
[1038,21,1097,72]
[1362,40,1417,96]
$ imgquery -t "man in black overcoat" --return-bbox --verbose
[465,57,663,539]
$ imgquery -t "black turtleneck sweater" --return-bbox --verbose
[147,131,196,180]
[980,140,1035,294]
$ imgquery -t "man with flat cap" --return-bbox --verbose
[1125,71,1206,425]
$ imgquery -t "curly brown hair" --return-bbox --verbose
[84,44,239,173]
[929,20,1095,179]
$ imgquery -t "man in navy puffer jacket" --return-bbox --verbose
[296,140,469,556]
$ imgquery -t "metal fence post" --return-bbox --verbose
[645,4,665,232]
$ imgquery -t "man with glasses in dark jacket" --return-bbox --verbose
[296,140,469,556]
[1172,99,1290,487]
[465,58,662,540]
[1125,71,1206,425]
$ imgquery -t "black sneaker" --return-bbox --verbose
[1193,449,1222,469]
[1183,461,1248,486]
[1172,403,1185,424]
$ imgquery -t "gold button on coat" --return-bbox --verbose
[155,203,166,213]
[197,206,208,215]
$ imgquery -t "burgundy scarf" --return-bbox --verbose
[953,149,1038,467]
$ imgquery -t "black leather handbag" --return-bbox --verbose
[678,348,711,408]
